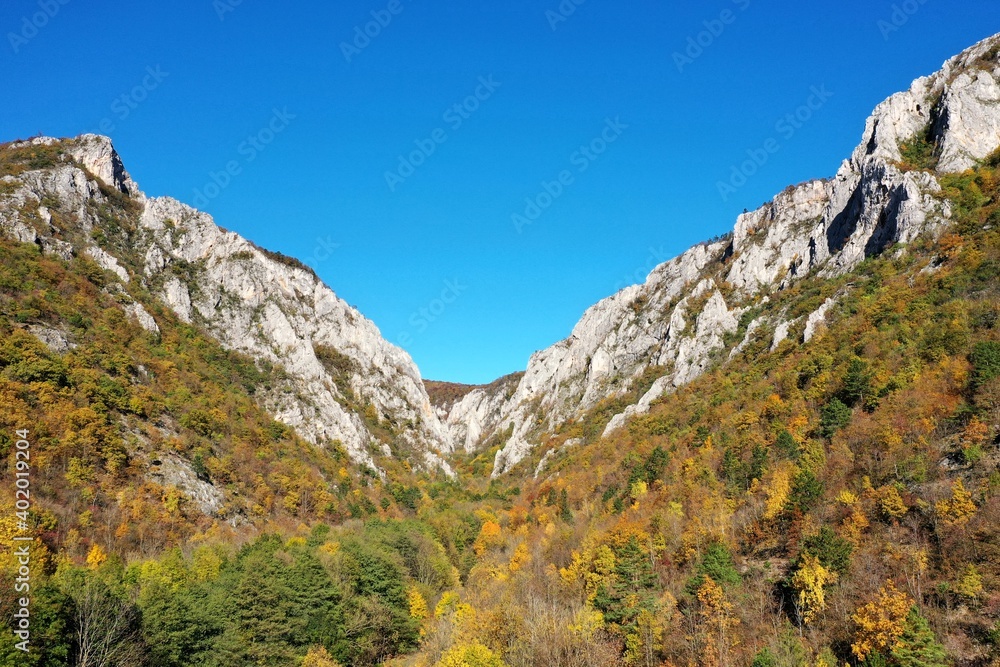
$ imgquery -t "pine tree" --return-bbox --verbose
[841,358,873,407]
[820,398,853,438]
[224,557,302,666]
[889,608,948,667]
[558,489,573,522]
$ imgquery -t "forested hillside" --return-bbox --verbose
[2,38,1000,667]
[0,145,997,667]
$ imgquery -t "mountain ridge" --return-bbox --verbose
[0,135,456,477]
[439,31,1000,477]
[2,35,999,484]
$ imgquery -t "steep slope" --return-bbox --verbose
[0,136,453,473]
[442,33,1000,477]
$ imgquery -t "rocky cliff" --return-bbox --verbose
[441,33,1000,477]
[0,135,453,473]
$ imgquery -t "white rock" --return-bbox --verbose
[0,136,455,476]
[124,301,160,334]
[803,297,838,343]
[85,246,130,283]
[771,318,797,352]
[147,453,224,515]
[451,33,1000,476]
[26,325,75,353]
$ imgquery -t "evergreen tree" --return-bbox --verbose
[775,430,799,460]
[141,583,219,667]
[820,398,853,438]
[558,489,573,522]
[751,647,778,667]
[799,526,853,576]
[285,547,344,650]
[787,469,824,514]
[889,608,948,667]
[686,541,741,595]
[970,341,1000,390]
[223,556,303,666]
[593,536,658,629]
[841,358,873,407]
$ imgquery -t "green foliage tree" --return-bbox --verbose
[751,647,778,667]
[970,341,1000,390]
[775,430,800,460]
[841,358,873,407]
[889,607,948,667]
[820,398,852,438]
[686,541,741,595]
[559,488,573,522]
[0,583,76,667]
[786,469,824,514]
[141,582,220,667]
[593,536,658,630]
[799,526,853,576]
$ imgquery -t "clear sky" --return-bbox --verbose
[3,1,999,384]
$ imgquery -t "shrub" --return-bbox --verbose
[970,341,1000,390]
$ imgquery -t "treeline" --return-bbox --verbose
[0,520,460,666]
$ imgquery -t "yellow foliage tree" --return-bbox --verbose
[408,586,430,621]
[961,416,989,446]
[436,591,462,618]
[302,645,342,667]
[763,462,795,520]
[850,581,913,661]
[954,565,983,602]
[936,479,976,527]
[874,485,908,521]
[841,506,870,545]
[86,544,108,569]
[0,502,21,571]
[696,576,740,667]
[568,606,605,640]
[190,545,223,582]
[791,554,837,624]
[436,642,508,667]
[625,607,665,667]
[473,521,503,556]
[508,543,530,573]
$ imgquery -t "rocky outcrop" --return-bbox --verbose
[0,136,453,474]
[443,33,1000,477]
[5,35,998,481]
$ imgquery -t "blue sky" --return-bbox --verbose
[3,1,999,384]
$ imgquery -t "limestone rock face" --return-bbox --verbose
[0,136,453,474]
[442,33,1000,477]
